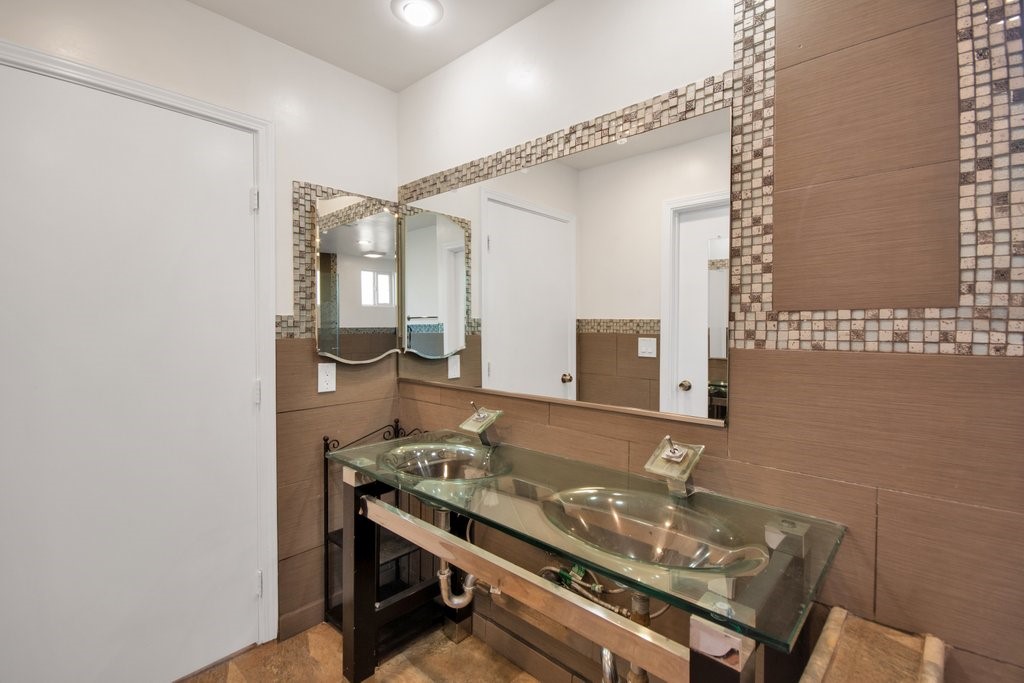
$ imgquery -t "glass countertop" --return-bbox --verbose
[327,430,844,652]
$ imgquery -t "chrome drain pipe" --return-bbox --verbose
[601,647,618,683]
[434,509,477,609]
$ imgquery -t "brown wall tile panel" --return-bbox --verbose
[728,349,1024,512]
[396,335,482,387]
[776,0,953,70]
[278,546,323,617]
[775,17,957,192]
[774,161,959,310]
[578,333,617,375]
[276,337,397,413]
[398,381,441,403]
[277,398,397,488]
[945,647,1024,683]
[549,403,728,458]
[577,372,654,411]
[277,477,322,560]
[876,490,1024,667]
[696,457,877,617]
[616,333,660,380]
[436,386,551,424]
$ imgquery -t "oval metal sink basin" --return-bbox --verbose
[380,442,510,481]
[541,487,769,576]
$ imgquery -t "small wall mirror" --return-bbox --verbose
[405,108,731,421]
[316,195,400,363]
[402,210,470,359]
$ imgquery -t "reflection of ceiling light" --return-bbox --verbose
[364,251,386,259]
[391,0,443,27]
[357,239,372,245]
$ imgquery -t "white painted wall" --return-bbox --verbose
[397,0,734,183]
[411,160,579,318]
[0,0,398,316]
[405,221,439,317]
[576,132,731,318]
[337,254,397,327]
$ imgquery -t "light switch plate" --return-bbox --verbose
[317,362,336,393]
[638,337,657,358]
[447,354,461,379]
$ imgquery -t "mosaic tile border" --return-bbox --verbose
[277,182,400,338]
[395,0,1023,357]
[398,77,733,203]
[577,319,661,335]
[340,327,398,335]
[728,0,1024,355]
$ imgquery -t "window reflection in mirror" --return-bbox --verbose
[405,108,732,421]
[315,195,400,363]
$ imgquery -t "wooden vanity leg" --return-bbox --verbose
[341,469,382,683]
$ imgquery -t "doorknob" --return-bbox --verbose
[678,380,692,391]
[561,373,574,384]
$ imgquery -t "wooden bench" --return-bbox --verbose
[800,608,945,683]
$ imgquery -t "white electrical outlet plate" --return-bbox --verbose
[317,362,336,393]
[447,354,461,379]
[638,337,657,358]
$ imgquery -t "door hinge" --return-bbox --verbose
[253,379,262,405]
[487,361,491,378]
[250,187,260,212]
[257,569,263,598]
[487,235,492,252]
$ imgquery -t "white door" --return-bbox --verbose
[0,61,264,681]
[660,195,730,417]
[481,193,576,399]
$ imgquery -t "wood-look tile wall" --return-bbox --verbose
[275,338,398,639]
[773,3,959,311]
[396,335,482,388]
[577,333,661,411]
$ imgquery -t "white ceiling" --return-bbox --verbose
[186,0,556,92]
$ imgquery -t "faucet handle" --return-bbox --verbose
[644,435,705,493]
[662,436,687,462]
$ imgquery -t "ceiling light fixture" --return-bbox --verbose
[391,0,443,28]
[364,251,386,259]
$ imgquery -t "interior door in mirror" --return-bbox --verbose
[403,210,468,359]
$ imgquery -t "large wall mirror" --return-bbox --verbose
[316,195,400,363]
[402,107,732,422]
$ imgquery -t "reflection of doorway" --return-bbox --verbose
[442,244,466,355]
[660,192,730,417]
[481,191,576,400]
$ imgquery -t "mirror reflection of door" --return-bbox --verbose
[482,192,576,400]
[660,193,730,418]
[404,211,467,358]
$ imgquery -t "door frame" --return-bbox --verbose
[660,191,730,416]
[479,189,577,399]
[0,40,279,642]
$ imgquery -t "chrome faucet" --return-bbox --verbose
[643,435,705,498]
[458,401,503,446]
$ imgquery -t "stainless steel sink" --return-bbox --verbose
[541,487,770,577]
[380,442,510,481]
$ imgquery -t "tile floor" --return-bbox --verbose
[183,622,538,682]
